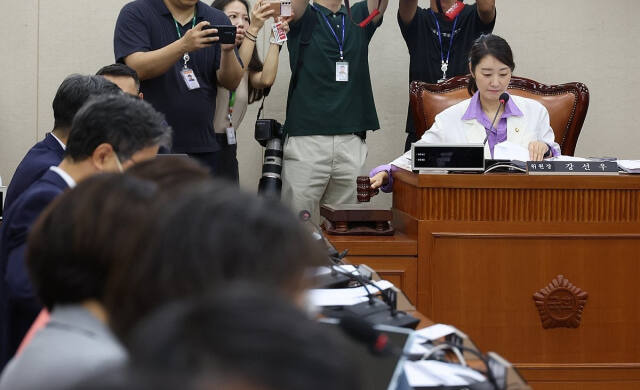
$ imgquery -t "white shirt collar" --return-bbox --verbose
[49,166,76,188]
[50,132,66,150]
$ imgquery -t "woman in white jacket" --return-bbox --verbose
[370,34,560,192]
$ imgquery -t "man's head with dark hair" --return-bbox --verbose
[64,93,172,172]
[96,64,142,98]
[106,182,326,340]
[125,285,363,390]
[26,174,158,310]
[125,156,211,195]
[51,74,122,137]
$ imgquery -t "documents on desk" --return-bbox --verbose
[617,160,640,173]
[492,141,529,162]
[313,264,358,277]
[404,360,488,388]
[308,280,395,307]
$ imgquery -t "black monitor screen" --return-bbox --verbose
[413,145,484,170]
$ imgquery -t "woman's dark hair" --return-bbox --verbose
[105,183,326,339]
[211,0,265,103]
[26,174,158,310]
[467,34,515,95]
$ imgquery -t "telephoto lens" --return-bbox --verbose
[255,119,283,199]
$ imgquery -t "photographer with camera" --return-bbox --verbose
[114,0,243,175]
[281,0,388,221]
[400,0,496,152]
[210,0,292,184]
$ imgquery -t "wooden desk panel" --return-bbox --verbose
[327,231,418,305]
[391,171,640,388]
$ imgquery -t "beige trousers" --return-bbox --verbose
[282,134,368,224]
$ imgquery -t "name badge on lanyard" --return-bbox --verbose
[175,15,201,90]
[314,6,348,82]
[430,10,458,83]
[226,91,237,145]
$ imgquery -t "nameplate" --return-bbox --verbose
[411,144,485,172]
[527,161,618,175]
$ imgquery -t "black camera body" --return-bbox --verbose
[202,25,237,44]
[255,119,283,147]
[255,119,284,199]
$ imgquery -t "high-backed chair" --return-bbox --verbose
[409,75,590,156]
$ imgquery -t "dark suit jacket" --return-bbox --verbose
[0,169,68,369]
[3,133,65,213]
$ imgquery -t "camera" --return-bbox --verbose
[202,25,237,44]
[267,1,292,17]
[255,119,284,199]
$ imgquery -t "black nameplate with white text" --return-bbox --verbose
[527,161,618,175]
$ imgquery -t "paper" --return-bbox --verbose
[313,265,358,277]
[307,280,395,307]
[545,155,593,162]
[493,141,530,162]
[414,323,457,341]
[390,149,413,172]
[404,360,487,387]
[617,160,640,173]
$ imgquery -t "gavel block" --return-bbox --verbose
[320,204,394,236]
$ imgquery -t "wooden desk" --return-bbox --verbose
[330,171,640,389]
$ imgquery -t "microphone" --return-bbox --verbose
[483,92,510,145]
[300,210,353,288]
[299,210,348,264]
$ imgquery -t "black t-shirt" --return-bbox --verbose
[114,0,231,153]
[398,4,495,133]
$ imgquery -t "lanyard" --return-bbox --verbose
[174,13,196,67]
[173,14,196,39]
[312,5,346,61]
[227,91,236,126]
[429,10,458,72]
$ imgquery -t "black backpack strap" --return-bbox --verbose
[285,6,317,130]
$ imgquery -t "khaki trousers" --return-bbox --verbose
[282,134,367,224]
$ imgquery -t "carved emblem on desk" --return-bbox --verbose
[533,275,588,329]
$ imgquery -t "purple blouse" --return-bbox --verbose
[461,92,523,158]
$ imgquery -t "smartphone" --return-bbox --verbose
[267,1,281,17]
[202,25,237,44]
[267,1,292,17]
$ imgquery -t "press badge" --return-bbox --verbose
[336,62,349,82]
[181,68,201,90]
[272,22,288,44]
[225,127,237,145]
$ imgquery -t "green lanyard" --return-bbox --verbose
[227,91,236,127]
[174,14,196,39]
[174,13,196,67]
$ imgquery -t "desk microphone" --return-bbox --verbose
[483,92,510,145]
[299,210,347,264]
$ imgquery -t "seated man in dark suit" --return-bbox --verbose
[0,94,171,368]
[2,75,121,212]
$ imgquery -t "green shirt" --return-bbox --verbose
[284,2,382,136]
